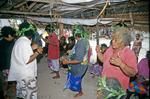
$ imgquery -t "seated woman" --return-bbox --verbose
[89,43,108,77]
[127,50,150,99]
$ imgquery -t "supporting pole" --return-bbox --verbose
[59,23,64,37]
[96,0,109,45]
[96,24,99,45]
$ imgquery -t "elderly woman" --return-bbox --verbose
[96,27,138,99]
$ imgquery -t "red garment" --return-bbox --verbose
[102,46,138,90]
[48,32,60,59]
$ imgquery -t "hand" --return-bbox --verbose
[36,47,43,54]
[109,56,123,67]
[62,59,69,65]
[32,43,39,50]
[96,45,101,53]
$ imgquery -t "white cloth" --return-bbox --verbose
[48,59,60,71]
[8,36,37,81]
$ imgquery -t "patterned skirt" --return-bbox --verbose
[16,77,37,99]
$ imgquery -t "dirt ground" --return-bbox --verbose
[37,35,149,99]
[37,57,98,99]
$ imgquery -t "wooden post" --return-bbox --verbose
[96,23,99,45]
[59,23,64,37]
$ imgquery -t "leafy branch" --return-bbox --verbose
[97,77,126,99]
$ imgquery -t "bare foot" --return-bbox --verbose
[52,75,60,79]
[74,92,83,98]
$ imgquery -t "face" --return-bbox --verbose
[6,35,15,41]
[111,38,122,49]
[101,47,107,54]
[136,34,140,40]
[75,36,78,40]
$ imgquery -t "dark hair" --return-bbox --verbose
[75,33,81,38]
[146,50,150,60]
[60,36,66,41]
[45,24,55,33]
[68,36,75,42]
[66,36,75,51]
[101,43,107,49]
[19,21,35,38]
[100,43,108,53]
[1,26,16,37]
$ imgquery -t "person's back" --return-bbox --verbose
[136,50,150,84]
[48,32,60,59]
[138,58,149,79]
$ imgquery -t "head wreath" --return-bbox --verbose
[17,22,36,36]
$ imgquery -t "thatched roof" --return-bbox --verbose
[0,0,149,31]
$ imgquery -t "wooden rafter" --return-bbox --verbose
[0,10,52,17]
[28,2,37,10]
[26,0,59,3]
[30,3,45,12]
[14,1,27,8]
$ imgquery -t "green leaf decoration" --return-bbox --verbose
[73,24,89,39]
[105,93,116,99]
[17,24,36,36]
[97,77,126,99]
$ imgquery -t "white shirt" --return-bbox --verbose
[8,36,37,81]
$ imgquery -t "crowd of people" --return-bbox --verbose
[0,21,149,99]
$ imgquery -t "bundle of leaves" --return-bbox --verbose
[97,77,126,99]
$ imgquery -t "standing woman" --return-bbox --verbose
[62,33,90,98]
[8,21,43,99]
[45,24,60,79]
[96,27,138,99]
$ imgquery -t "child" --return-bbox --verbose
[89,43,108,77]
[132,33,142,60]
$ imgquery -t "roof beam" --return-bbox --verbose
[0,10,52,17]
[30,4,44,12]
[26,0,58,3]
[28,2,37,10]
[14,1,27,8]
